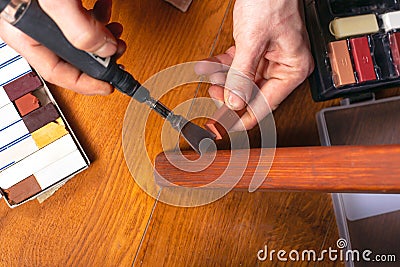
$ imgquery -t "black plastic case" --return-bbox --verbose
[305,0,400,101]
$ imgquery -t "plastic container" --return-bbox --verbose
[305,0,400,101]
[317,95,400,266]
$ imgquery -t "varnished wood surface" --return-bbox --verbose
[0,0,233,266]
[4,0,399,265]
[135,1,341,266]
[154,145,400,192]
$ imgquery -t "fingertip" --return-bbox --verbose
[107,22,123,39]
[93,80,114,95]
[93,37,118,57]
[230,112,257,131]
[40,0,118,57]
[226,91,246,110]
[98,85,115,96]
[93,0,113,24]
[208,85,224,101]
[115,39,127,58]
[225,46,236,57]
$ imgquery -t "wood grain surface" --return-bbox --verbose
[1,0,398,266]
[0,0,233,266]
[135,1,341,266]
[154,145,400,192]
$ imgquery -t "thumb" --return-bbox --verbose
[39,0,117,57]
[224,46,263,110]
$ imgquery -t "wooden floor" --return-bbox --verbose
[0,0,367,265]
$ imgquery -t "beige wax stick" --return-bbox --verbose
[330,14,379,39]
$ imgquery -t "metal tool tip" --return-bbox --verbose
[180,120,217,154]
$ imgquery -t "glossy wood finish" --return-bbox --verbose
[0,0,233,266]
[135,1,341,266]
[155,145,400,192]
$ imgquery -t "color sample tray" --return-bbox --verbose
[316,95,400,266]
[0,38,89,208]
[305,0,400,101]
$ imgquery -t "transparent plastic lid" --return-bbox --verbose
[317,95,400,146]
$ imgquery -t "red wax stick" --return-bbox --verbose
[350,37,376,83]
[389,32,400,76]
[14,93,40,116]
[205,105,246,140]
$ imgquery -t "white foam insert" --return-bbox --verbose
[0,134,78,189]
[0,103,21,130]
[342,193,400,221]
[0,136,38,171]
[0,87,10,109]
[34,150,87,189]
[0,57,31,86]
[0,120,29,150]
[0,44,20,66]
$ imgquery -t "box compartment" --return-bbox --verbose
[305,0,400,101]
[317,95,400,266]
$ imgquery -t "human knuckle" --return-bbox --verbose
[69,32,99,51]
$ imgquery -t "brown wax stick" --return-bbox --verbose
[205,105,246,140]
[164,0,193,12]
[3,175,42,205]
[328,40,356,87]
[14,93,40,116]
[23,103,60,133]
[3,72,42,101]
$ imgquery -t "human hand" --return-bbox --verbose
[0,0,126,95]
[195,0,314,130]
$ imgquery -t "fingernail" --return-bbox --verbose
[94,37,117,57]
[106,33,118,45]
[227,91,245,109]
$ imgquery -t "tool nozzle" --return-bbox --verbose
[144,97,216,154]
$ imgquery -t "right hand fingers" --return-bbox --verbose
[224,45,264,111]
[39,0,117,57]
[106,22,127,58]
[194,47,234,101]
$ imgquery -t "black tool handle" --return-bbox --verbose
[7,0,145,100]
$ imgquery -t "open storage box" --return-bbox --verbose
[305,0,400,265]
[305,0,400,101]
[0,39,90,208]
